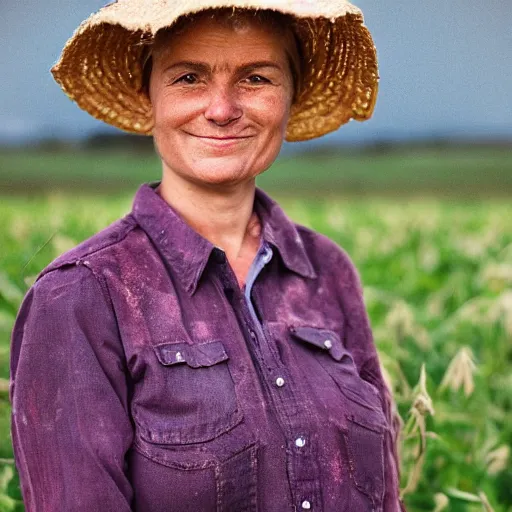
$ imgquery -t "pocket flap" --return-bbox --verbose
[289,326,346,362]
[154,341,229,368]
[290,326,384,414]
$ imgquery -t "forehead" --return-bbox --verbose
[151,13,290,65]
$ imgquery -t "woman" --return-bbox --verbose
[10,1,405,510]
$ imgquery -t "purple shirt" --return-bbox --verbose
[10,183,405,511]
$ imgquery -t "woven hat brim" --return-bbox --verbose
[51,1,379,141]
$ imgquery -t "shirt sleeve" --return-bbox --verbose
[10,263,134,511]
[335,250,407,511]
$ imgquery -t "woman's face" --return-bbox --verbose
[149,15,294,188]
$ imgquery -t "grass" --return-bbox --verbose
[1,144,512,195]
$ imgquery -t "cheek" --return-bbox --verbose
[152,91,205,130]
[248,91,291,133]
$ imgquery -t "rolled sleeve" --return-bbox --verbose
[10,263,134,511]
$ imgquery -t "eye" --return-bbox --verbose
[174,73,198,85]
[244,75,270,85]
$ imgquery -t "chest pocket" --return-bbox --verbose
[133,340,243,445]
[290,326,387,511]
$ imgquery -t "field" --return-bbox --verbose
[0,147,511,511]
[1,144,512,195]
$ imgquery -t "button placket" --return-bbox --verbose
[262,346,322,512]
[241,248,323,510]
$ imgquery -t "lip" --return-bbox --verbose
[191,135,253,141]
[187,133,254,149]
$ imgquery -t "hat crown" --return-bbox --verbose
[90,0,363,31]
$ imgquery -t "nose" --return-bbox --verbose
[204,84,242,126]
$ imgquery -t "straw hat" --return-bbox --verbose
[51,0,378,141]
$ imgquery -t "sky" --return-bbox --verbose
[1,0,511,145]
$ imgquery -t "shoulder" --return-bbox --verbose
[38,214,138,280]
[35,207,162,294]
[11,261,113,370]
[295,222,363,291]
[23,262,105,319]
[25,213,150,314]
[13,228,132,351]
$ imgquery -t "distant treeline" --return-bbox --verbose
[30,133,156,153]
[6,132,511,156]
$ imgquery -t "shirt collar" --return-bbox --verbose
[253,188,316,280]
[131,183,316,295]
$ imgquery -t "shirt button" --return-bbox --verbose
[301,500,312,510]
[275,377,285,387]
[295,437,306,448]
[323,339,333,349]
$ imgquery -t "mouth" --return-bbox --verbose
[192,134,253,141]
[187,133,254,150]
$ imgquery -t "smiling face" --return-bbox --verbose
[148,12,295,189]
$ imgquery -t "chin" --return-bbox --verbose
[187,157,267,187]
[193,166,256,187]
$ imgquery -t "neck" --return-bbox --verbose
[158,168,257,261]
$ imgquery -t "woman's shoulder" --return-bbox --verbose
[21,215,139,310]
[16,214,147,313]
[294,221,356,268]
[294,222,363,289]
[38,215,142,280]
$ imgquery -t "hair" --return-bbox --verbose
[140,8,304,103]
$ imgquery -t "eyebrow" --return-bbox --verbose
[162,60,284,75]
